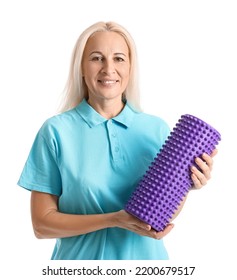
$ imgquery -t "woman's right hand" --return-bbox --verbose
[113,210,174,239]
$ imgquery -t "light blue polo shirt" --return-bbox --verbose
[18,99,170,260]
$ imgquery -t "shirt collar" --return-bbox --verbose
[113,102,136,128]
[75,99,136,128]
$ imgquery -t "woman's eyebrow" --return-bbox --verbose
[89,51,127,56]
[114,52,127,57]
[89,51,103,56]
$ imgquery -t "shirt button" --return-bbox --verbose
[112,133,116,138]
[115,147,119,152]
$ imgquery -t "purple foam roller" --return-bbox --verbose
[125,114,221,232]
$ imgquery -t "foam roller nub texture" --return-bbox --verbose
[125,114,221,232]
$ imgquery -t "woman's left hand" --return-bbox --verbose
[190,149,218,189]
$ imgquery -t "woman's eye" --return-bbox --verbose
[115,57,124,62]
[91,56,103,61]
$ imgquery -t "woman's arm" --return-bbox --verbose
[31,191,115,239]
[31,191,173,240]
[31,149,217,240]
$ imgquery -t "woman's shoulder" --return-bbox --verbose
[38,107,80,136]
[134,110,170,131]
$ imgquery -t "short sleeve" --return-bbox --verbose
[17,123,62,196]
[154,117,171,153]
[160,120,170,146]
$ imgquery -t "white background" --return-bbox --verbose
[0,0,236,279]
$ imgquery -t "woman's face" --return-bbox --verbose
[82,31,130,103]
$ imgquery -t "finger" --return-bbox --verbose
[130,215,151,233]
[191,172,204,189]
[194,157,211,179]
[133,218,152,231]
[210,148,218,158]
[134,223,151,232]
[201,153,214,171]
[153,224,174,239]
[124,211,151,230]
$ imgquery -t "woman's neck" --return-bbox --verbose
[87,97,125,119]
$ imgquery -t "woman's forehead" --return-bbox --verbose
[85,31,129,55]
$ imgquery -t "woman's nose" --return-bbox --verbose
[102,59,116,74]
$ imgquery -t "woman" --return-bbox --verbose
[18,21,217,260]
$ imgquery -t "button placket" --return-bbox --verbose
[106,120,121,161]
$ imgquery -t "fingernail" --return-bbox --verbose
[145,225,151,230]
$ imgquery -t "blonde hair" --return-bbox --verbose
[58,21,141,113]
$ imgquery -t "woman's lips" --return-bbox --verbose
[98,80,118,85]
